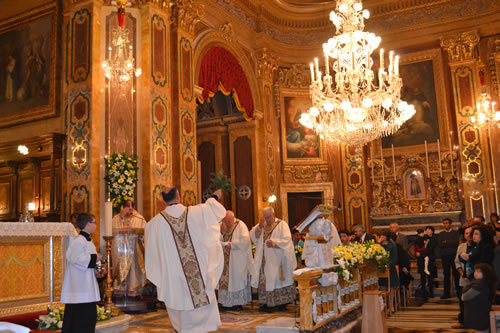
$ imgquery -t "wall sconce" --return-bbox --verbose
[18,145,29,155]
[28,202,36,211]
[268,194,277,203]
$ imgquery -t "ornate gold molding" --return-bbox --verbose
[283,164,330,184]
[172,0,203,34]
[278,64,311,89]
[217,21,235,42]
[256,48,278,80]
[135,0,172,10]
[440,30,480,64]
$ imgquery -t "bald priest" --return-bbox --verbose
[145,187,226,333]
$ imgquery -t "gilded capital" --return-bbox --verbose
[172,0,204,35]
[440,30,480,64]
[218,22,236,42]
[278,64,311,89]
[256,48,277,80]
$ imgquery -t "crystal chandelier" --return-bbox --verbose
[300,0,415,146]
[470,91,500,127]
[102,12,141,84]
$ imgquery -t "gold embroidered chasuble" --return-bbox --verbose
[219,220,240,290]
[160,209,210,309]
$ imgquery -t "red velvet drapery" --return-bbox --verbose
[198,47,254,119]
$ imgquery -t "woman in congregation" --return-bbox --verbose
[460,226,496,279]
[462,263,497,333]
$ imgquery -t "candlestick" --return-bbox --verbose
[424,140,430,178]
[381,143,385,182]
[103,236,120,316]
[449,133,454,175]
[104,201,113,237]
[370,143,375,182]
[437,139,442,177]
[391,144,396,181]
[310,63,315,82]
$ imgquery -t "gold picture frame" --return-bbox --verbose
[0,4,58,128]
[381,48,450,154]
[403,168,426,201]
[280,88,325,164]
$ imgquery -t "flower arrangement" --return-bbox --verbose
[37,306,64,330]
[105,152,139,208]
[332,241,389,280]
[36,305,110,330]
[97,305,111,321]
[294,244,303,259]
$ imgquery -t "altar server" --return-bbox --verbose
[218,210,252,309]
[61,213,102,333]
[250,207,297,312]
[145,187,225,333]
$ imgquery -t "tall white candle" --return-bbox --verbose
[394,55,399,76]
[424,140,430,178]
[325,54,329,75]
[449,133,454,175]
[437,139,442,177]
[389,51,394,76]
[381,143,385,182]
[392,144,396,181]
[370,144,375,182]
[310,63,315,82]
[104,201,113,237]
[315,58,320,77]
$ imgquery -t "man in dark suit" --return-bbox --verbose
[353,225,376,243]
[390,222,409,251]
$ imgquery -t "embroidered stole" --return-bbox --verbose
[160,209,209,308]
[219,220,240,290]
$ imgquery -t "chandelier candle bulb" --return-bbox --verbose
[380,49,384,70]
[437,139,442,177]
[389,51,394,76]
[425,140,430,178]
[315,58,320,76]
[394,55,399,76]
[325,55,329,75]
[392,144,396,181]
[310,63,315,82]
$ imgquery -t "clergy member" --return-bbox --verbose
[218,210,252,310]
[250,207,297,312]
[145,187,225,333]
[111,200,147,296]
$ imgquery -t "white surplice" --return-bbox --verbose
[250,219,297,291]
[145,198,226,333]
[218,220,252,306]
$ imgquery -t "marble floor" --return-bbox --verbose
[123,297,477,332]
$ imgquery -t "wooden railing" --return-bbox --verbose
[293,262,380,331]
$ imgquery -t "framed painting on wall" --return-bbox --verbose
[0,5,57,128]
[280,89,324,163]
[403,168,426,200]
[382,49,448,150]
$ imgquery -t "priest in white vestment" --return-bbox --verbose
[111,200,147,295]
[250,207,297,311]
[218,210,252,309]
[145,188,226,333]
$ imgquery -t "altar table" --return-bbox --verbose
[0,222,77,317]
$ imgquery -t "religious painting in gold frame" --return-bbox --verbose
[0,4,58,128]
[381,49,449,153]
[280,89,325,164]
[403,168,426,201]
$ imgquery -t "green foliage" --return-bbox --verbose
[209,168,234,194]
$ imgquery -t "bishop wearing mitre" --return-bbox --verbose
[218,210,252,310]
[145,187,225,333]
[111,200,147,296]
[250,207,297,312]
